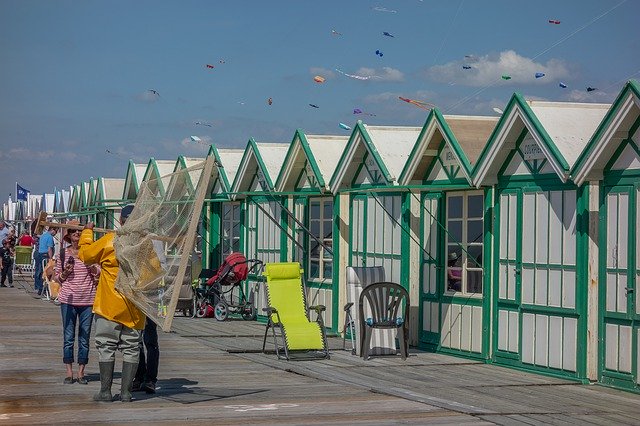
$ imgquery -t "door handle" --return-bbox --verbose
[625,287,634,294]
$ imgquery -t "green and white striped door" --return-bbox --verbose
[495,187,583,377]
[601,184,640,390]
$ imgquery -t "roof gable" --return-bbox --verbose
[207,146,245,196]
[123,160,147,201]
[473,93,610,186]
[231,138,289,195]
[400,109,497,185]
[571,80,640,185]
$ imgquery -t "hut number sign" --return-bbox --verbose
[521,139,545,160]
[441,146,457,167]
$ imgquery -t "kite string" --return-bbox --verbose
[444,0,628,113]
[432,0,464,66]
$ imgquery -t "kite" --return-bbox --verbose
[309,104,319,108]
[462,65,472,70]
[206,64,214,69]
[382,32,394,37]
[398,96,436,110]
[548,19,561,24]
[148,89,160,96]
[535,72,545,78]
[195,121,212,127]
[313,75,326,83]
[372,6,397,13]
[267,97,273,105]
[339,123,351,131]
[559,82,567,88]
[375,49,384,57]
[219,59,226,64]
[189,136,206,145]
[335,68,379,80]
[501,75,511,80]
[331,29,342,36]
[353,108,376,116]
[586,87,598,92]
[492,107,504,115]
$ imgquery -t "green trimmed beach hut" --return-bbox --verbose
[94,177,125,230]
[473,94,610,380]
[122,160,148,205]
[571,80,640,392]
[398,109,498,358]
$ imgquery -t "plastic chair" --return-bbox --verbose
[359,281,410,360]
[13,245,34,275]
[262,262,329,360]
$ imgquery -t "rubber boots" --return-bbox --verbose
[120,362,139,402]
[93,361,115,402]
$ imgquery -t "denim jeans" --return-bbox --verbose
[34,252,48,294]
[136,320,159,384]
[61,304,94,365]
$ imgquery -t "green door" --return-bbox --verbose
[419,192,442,349]
[600,183,640,390]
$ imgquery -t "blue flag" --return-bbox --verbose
[16,183,30,201]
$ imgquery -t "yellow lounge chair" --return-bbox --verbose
[262,262,329,360]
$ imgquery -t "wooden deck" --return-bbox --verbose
[2,273,639,425]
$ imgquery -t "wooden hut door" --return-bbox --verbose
[601,185,639,388]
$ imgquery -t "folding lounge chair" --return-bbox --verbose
[13,245,34,275]
[262,262,330,360]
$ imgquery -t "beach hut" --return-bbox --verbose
[473,93,610,380]
[399,109,498,358]
[95,177,125,229]
[571,80,640,391]
[122,160,148,204]
[274,130,349,330]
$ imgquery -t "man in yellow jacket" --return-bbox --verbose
[79,205,144,402]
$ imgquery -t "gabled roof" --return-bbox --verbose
[87,179,100,208]
[141,158,176,195]
[207,146,245,196]
[399,109,498,185]
[68,185,81,213]
[97,178,125,208]
[231,138,289,195]
[79,181,90,209]
[275,129,349,193]
[571,80,640,185]
[122,160,148,201]
[175,156,206,193]
[473,93,610,186]
[329,122,421,193]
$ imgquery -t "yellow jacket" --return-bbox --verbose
[78,230,145,330]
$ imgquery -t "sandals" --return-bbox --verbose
[76,377,88,385]
[63,377,74,384]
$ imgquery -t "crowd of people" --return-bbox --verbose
[0,208,160,402]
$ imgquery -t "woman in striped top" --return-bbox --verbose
[55,225,99,385]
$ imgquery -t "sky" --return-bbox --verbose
[1,0,639,203]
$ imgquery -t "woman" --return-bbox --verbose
[55,225,99,384]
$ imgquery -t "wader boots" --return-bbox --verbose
[93,361,115,402]
[120,362,139,402]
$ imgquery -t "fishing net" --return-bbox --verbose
[114,157,213,331]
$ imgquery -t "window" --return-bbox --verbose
[308,198,333,280]
[446,192,484,295]
[221,202,241,257]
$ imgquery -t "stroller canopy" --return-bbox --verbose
[206,252,249,286]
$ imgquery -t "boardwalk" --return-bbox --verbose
[1,273,639,425]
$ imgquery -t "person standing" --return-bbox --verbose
[0,239,14,287]
[132,319,159,394]
[55,226,98,385]
[0,220,9,244]
[35,227,57,296]
[18,231,34,246]
[78,205,145,402]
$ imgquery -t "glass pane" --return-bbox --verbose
[323,202,333,219]
[467,220,483,244]
[310,242,320,257]
[447,246,462,267]
[448,196,463,219]
[323,261,333,279]
[310,201,320,219]
[323,241,332,259]
[468,194,484,218]
[448,221,462,243]
[447,268,462,292]
[309,260,320,279]
[232,238,240,253]
[467,245,483,268]
[233,204,240,221]
[310,221,320,238]
[466,270,483,294]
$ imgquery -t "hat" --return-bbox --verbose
[448,252,459,261]
[63,220,81,243]
[120,204,135,220]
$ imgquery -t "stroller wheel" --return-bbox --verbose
[195,305,207,318]
[241,305,256,321]
[214,301,228,321]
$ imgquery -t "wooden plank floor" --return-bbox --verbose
[3,274,640,425]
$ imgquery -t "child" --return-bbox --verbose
[0,239,14,287]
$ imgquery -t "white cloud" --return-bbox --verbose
[0,147,90,162]
[565,88,612,103]
[426,50,570,87]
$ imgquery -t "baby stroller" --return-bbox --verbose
[195,252,263,321]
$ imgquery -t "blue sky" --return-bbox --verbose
[1,0,638,203]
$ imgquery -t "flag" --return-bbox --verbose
[16,183,30,201]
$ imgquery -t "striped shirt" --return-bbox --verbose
[55,247,97,306]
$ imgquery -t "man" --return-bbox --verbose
[78,205,145,402]
[0,220,9,244]
[35,227,57,296]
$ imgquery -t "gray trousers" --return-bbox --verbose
[94,315,142,363]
